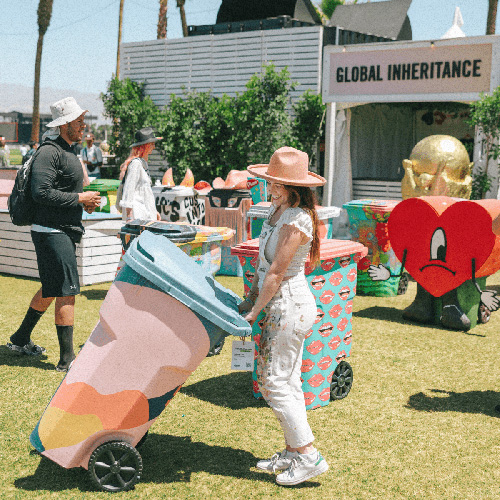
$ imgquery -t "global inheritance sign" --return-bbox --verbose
[323,37,498,103]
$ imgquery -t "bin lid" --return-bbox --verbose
[247,203,342,220]
[121,219,198,242]
[152,185,195,198]
[343,198,400,213]
[84,179,121,191]
[123,231,252,336]
[231,238,368,260]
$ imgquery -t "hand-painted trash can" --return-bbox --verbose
[84,179,121,214]
[30,230,251,493]
[231,238,367,410]
[247,203,342,239]
[118,219,234,275]
[152,185,205,225]
[204,189,253,276]
[343,199,407,296]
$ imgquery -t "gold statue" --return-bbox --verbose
[401,135,473,200]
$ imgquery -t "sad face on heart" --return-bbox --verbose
[388,197,500,297]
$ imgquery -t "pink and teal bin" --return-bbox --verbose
[231,238,367,410]
[30,230,251,492]
[343,199,408,296]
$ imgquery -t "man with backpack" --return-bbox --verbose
[6,97,101,371]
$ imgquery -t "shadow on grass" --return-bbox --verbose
[79,289,108,301]
[0,345,55,371]
[15,434,321,492]
[406,389,500,418]
[0,272,39,283]
[181,371,268,410]
[353,306,429,328]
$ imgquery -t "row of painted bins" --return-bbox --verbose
[231,237,367,410]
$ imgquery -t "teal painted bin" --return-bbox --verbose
[231,238,367,410]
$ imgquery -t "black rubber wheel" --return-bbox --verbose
[478,304,491,324]
[207,337,225,357]
[397,272,409,295]
[330,361,353,400]
[88,441,142,492]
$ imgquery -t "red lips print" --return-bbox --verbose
[319,290,335,304]
[343,331,352,345]
[307,373,325,388]
[301,358,315,373]
[244,270,254,283]
[311,275,326,290]
[329,272,343,286]
[306,340,324,355]
[318,355,333,371]
[303,392,316,406]
[318,322,334,337]
[329,304,343,318]
[321,259,336,272]
[315,309,325,324]
[337,317,348,332]
[347,268,357,282]
[305,328,313,339]
[335,350,347,363]
[328,336,341,350]
[253,334,261,347]
[319,388,331,402]
[388,197,500,297]
[250,256,258,268]
[345,300,353,314]
[339,256,351,268]
[238,256,246,267]
[339,286,350,301]
[253,380,260,394]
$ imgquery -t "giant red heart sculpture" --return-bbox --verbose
[388,197,500,297]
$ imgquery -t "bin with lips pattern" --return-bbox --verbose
[231,238,367,410]
[343,199,406,296]
[30,230,251,492]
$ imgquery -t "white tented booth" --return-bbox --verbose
[321,35,500,232]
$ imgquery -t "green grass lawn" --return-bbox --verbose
[9,149,22,166]
[1,272,500,499]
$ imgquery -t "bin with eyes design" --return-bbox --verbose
[368,196,500,330]
[30,230,251,493]
[205,188,253,276]
[231,238,367,410]
[343,199,408,296]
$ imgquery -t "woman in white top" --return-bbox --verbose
[119,127,162,221]
[239,147,329,486]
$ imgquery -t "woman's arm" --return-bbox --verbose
[244,224,307,325]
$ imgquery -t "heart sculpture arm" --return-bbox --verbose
[368,264,391,281]
[471,258,500,311]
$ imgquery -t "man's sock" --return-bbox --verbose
[56,325,76,370]
[10,307,44,346]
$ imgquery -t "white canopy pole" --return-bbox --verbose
[324,101,337,206]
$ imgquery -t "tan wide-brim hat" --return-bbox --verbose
[47,97,88,127]
[247,147,326,187]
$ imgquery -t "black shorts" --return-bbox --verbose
[31,231,80,298]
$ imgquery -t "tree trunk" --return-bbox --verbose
[157,0,168,39]
[177,0,188,37]
[32,0,54,143]
[486,0,498,34]
[116,0,125,77]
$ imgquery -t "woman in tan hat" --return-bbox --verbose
[117,127,162,221]
[239,146,329,486]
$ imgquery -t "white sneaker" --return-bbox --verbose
[276,452,329,486]
[256,449,298,472]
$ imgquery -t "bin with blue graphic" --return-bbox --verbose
[30,230,251,492]
[231,237,367,410]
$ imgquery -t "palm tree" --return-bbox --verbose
[116,0,125,78]
[31,0,54,142]
[486,0,498,34]
[158,0,169,39]
[177,0,188,37]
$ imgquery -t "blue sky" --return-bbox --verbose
[1,0,499,95]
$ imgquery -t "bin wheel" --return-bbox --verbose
[330,361,353,400]
[88,441,142,493]
[207,337,225,357]
[478,304,491,324]
[397,272,409,295]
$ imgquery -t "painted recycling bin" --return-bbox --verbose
[231,238,367,410]
[83,179,121,214]
[152,185,205,225]
[118,219,234,276]
[30,230,251,493]
[247,202,342,239]
[343,198,407,296]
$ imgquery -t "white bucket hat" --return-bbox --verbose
[46,97,88,127]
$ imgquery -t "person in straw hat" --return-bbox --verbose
[239,146,329,486]
[116,127,162,222]
[6,97,101,371]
